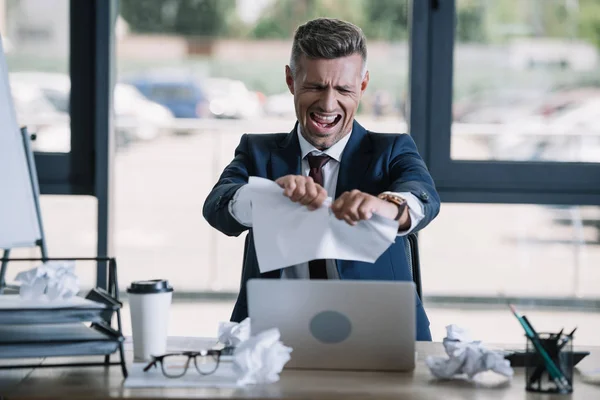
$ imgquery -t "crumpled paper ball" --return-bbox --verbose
[218,317,251,347]
[426,324,514,379]
[233,328,292,385]
[14,261,79,301]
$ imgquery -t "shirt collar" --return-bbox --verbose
[296,124,352,163]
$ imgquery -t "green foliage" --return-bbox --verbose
[118,0,600,50]
[579,0,600,49]
[119,0,237,37]
[361,0,409,40]
[248,0,409,40]
[456,3,487,42]
[249,0,483,42]
[250,0,367,39]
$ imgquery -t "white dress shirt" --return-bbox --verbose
[228,127,425,279]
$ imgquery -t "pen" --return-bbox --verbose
[553,328,564,341]
[557,327,577,350]
[509,305,571,392]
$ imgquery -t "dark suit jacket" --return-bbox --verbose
[203,120,440,341]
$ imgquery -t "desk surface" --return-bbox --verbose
[1,337,598,399]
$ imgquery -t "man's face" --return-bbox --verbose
[285,54,369,150]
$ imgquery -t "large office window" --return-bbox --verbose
[408,0,600,345]
[421,201,600,345]
[422,0,600,203]
[422,203,600,298]
[112,0,411,294]
[2,0,106,196]
[452,0,600,164]
[1,0,100,288]
[9,1,596,342]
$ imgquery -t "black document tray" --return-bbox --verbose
[0,296,117,325]
[0,287,121,325]
[0,323,123,359]
[0,257,128,377]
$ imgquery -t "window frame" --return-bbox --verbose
[32,1,93,195]
[34,0,116,289]
[409,0,600,206]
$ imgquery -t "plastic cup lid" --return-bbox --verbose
[127,279,173,294]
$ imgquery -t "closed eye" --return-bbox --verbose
[336,86,353,94]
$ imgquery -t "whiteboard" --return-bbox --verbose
[0,34,41,249]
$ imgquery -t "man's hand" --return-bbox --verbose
[331,190,411,229]
[275,175,328,210]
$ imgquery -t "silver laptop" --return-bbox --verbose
[247,279,416,371]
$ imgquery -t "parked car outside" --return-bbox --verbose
[114,83,176,141]
[10,71,176,142]
[8,80,69,135]
[123,70,210,119]
[204,78,262,119]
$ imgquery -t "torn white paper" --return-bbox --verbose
[233,328,292,385]
[247,177,398,273]
[218,317,251,347]
[14,261,79,301]
[426,324,514,379]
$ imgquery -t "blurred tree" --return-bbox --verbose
[251,0,485,41]
[456,1,487,42]
[526,0,600,49]
[251,0,365,39]
[120,0,237,37]
[578,0,600,49]
[119,0,600,48]
[361,0,408,40]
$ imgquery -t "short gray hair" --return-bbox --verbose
[290,18,368,78]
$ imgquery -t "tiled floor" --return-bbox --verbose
[119,300,600,347]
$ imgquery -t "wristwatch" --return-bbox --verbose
[377,193,408,221]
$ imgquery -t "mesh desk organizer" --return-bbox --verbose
[0,257,128,378]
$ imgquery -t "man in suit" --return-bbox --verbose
[203,18,440,340]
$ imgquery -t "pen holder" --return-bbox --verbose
[525,332,574,394]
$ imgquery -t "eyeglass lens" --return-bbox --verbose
[194,353,220,375]
[160,354,192,378]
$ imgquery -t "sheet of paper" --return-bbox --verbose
[123,361,242,388]
[0,294,105,309]
[247,177,398,273]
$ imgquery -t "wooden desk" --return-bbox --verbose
[1,337,598,399]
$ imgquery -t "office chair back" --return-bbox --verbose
[403,233,423,302]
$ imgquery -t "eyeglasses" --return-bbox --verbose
[143,348,230,378]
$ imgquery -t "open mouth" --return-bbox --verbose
[309,112,342,132]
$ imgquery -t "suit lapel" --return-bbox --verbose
[267,126,301,279]
[334,121,374,279]
[269,124,302,180]
[335,120,373,199]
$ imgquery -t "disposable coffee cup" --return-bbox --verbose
[127,279,173,362]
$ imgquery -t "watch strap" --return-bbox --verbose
[378,194,408,221]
